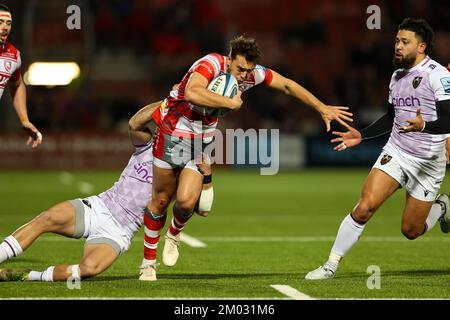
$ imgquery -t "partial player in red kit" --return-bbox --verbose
[0,4,41,148]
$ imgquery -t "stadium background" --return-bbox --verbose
[0,0,448,169]
[1,0,450,300]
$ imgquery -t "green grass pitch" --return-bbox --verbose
[0,168,449,299]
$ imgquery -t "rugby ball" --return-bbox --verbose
[201,73,239,117]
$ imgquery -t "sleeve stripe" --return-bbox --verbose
[203,55,221,76]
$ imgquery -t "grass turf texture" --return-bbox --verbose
[0,169,449,299]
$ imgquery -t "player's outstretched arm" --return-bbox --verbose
[331,102,396,151]
[185,72,242,111]
[8,76,42,148]
[331,126,362,151]
[128,100,163,146]
[267,70,353,132]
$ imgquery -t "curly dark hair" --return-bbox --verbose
[398,18,434,54]
[229,35,262,64]
[0,4,10,12]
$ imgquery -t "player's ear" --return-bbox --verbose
[418,42,427,54]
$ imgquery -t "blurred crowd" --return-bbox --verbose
[1,0,449,135]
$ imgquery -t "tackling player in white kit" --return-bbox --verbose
[306,18,450,280]
[0,4,42,148]
[0,101,214,282]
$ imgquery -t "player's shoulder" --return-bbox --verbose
[426,59,449,75]
[200,52,225,65]
[254,64,269,72]
[3,42,20,59]
[425,59,450,86]
[390,69,402,83]
[193,53,225,75]
[251,64,271,79]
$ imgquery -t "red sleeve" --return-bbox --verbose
[10,66,21,82]
[263,68,273,86]
[152,107,162,126]
[192,61,216,82]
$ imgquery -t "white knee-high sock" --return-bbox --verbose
[27,266,55,282]
[423,203,443,234]
[0,236,23,264]
[326,213,366,272]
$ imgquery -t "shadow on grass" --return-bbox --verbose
[91,272,290,282]
[331,268,450,280]
[1,258,45,265]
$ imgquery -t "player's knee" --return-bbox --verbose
[352,201,374,223]
[151,195,171,211]
[33,210,58,231]
[175,196,196,213]
[79,261,104,278]
[401,224,422,240]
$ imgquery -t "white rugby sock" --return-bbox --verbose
[27,266,55,282]
[0,236,23,264]
[327,213,366,272]
[423,203,442,234]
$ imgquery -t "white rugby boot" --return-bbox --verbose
[139,264,157,281]
[162,232,181,267]
[305,264,336,280]
[436,194,450,233]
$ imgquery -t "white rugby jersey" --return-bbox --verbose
[387,56,450,159]
[154,53,273,140]
[0,42,21,98]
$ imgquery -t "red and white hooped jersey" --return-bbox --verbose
[153,53,273,140]
[0,42,21,98]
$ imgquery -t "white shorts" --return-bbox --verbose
[69,196,133,255]
[373,143,446,202]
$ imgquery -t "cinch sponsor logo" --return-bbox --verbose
[134,162,152,182]
[392,96,420,107]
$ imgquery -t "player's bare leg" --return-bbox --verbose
[401,193,442,239]
[163,167,203,267]
[0,201,119,282]
[49,243,118,281]
[306,169,400,280]
[1,243,118,282]
[148,164,178,215]
[140,164,177,280]
[0,201,76,265]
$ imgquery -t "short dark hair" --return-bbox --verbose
[0,4,10,12]
[229,35,262,64]
[398,18,434,54]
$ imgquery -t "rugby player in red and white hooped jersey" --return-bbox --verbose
[0,4,42,148]
[139,36,353,280]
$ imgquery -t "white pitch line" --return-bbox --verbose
[271,285,315,300]
[2,296,449,300]
[180,233,207,248]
